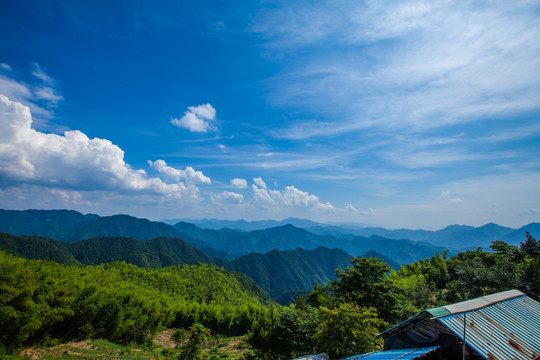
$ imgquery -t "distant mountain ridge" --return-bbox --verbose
[0,209,535,262]
[0,209,183,242]
[174,221,448,264]
[164,214,536,249]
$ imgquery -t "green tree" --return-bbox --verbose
[330,257,414,324]
[247,306,319,360]
[313,303,382,359]
[177,323,210,360]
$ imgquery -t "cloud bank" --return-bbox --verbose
[0,94,200,201]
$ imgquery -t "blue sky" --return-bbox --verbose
[0,0,539,229]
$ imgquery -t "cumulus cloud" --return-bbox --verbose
[148,159,211,185]
[211,191,243,204]
[231,178,247,189]
[250,179,334,211]
[0,94,199,201]
[171,103,217,133]
[253,176,267,189]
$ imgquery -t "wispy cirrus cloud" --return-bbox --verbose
[255,0,540,136]
[0,63,63,121]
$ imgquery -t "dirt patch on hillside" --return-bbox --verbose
[19,348,43,359]
[153,329,178,348]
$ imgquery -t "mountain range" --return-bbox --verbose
[1,208,536,303]
[170,216,537,249]
[0,231,356,303]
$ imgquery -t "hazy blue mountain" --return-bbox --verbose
[339,236,450,264]
[174,221,447,264]
[332,223,518,250]
[0,209,184,242]
[170,218,283,231]
[225,246,354,301]
[170,217,325,231]
[361,250,401,270]
[501,223,540,245]
[65,214,183,242]
[175,222,341,256]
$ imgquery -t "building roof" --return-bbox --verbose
[438,295,540,360]
[344,346,440,360]
[378,289,526,337]
[426,289,524,317]
[377,289,540,360]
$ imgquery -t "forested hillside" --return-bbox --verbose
[1,230,538,359]
[246,232,540,359]
[0,232,358,302]
[0,232,216,268]
[0,251,269,354]
[225,246,354,300]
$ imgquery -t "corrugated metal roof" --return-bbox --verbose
[441,289,524,315]
[344,346,440,360]
[438,295,540,360]
[376,312,431,338]
[378,289,526,338]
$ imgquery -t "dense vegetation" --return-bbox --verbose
[0,251,269,355]
[224,247,354,300]
[0,232,217,268]
[246,233,540,359]
[0,232,357,302]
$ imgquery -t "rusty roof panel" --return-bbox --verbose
[437,295,540,360]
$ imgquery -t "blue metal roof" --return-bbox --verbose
[438,295,540,360]
[344,346,440,360]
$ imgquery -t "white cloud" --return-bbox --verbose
[0,63,11,71]
[32,64,54,85]
[0,94,200,201]
[361,208,376,216]
[0,64,62,120]
[148,159,211,185]
[231,178,247,188]
[250,182,334,211]
[211,190,243,204]
[253,176,267,188]
[517,208,539,216]
[345,203,359,212]
[257,1,540,136]
[34,86,63,106]
[171,103,217,133]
